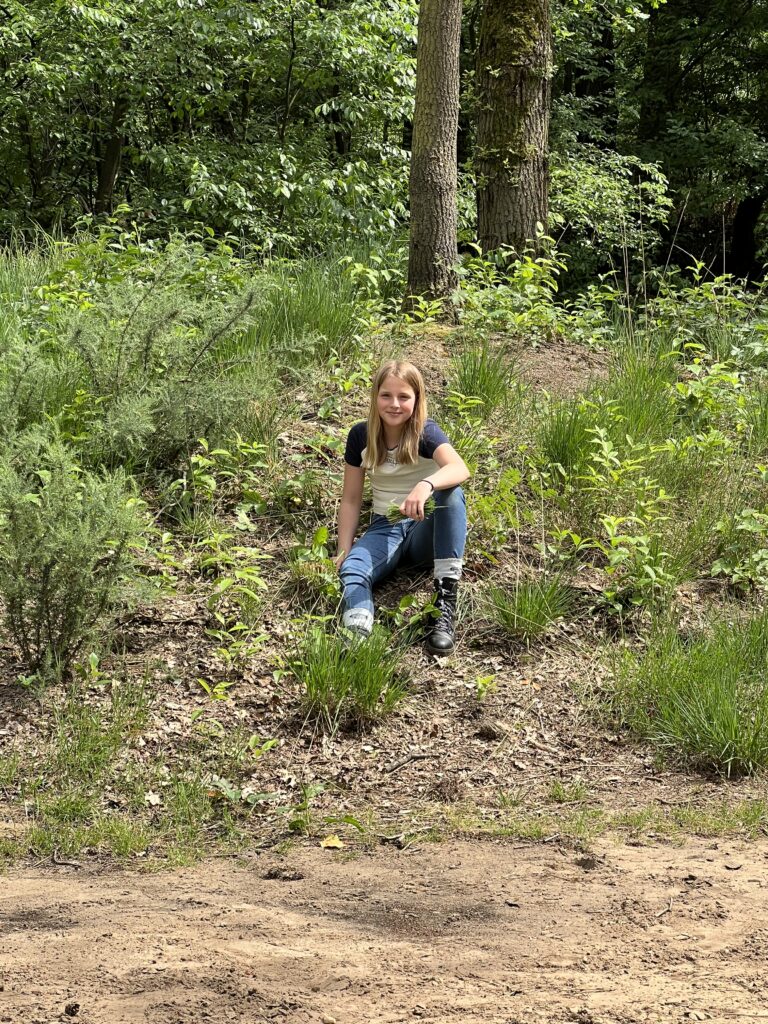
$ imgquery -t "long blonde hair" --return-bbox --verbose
[364,360,428,469]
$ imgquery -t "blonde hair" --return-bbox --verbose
[364,360,428,469]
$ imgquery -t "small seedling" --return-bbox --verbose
[474,674,497,701]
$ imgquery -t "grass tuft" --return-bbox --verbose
[291,627,407,730]
[449,343,516,419]
[485,576,574,644]
[610,610,768,776]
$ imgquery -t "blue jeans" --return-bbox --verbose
[340,486,466,617]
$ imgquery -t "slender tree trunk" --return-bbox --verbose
[95,96,129,215]
[475,0,551,253]
[406,0,462,305]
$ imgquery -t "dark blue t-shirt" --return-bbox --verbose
[344,418,450,467]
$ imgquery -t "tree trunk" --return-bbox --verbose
[406,0,462,304]
[728,192,767,281]
[95,96,129,215]
[475,0,551,253]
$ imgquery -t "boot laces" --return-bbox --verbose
[434,582,455,633]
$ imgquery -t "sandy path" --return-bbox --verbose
[2,838,767,1024]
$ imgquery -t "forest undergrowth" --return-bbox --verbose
[1,223,768,867]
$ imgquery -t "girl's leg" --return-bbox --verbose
[400,486,467,575]
[400,486,467,654]
[338,516,411,634]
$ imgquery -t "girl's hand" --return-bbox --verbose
[333,550,347,572]
[399,481,433,522]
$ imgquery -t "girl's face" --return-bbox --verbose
[377,374,417,432]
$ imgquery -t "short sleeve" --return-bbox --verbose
[419,419,451,459]
[344,422,367,467]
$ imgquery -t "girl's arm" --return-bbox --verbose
[335,463,365,568]
[399,443,470,522]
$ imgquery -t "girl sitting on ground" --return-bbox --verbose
[335,359,470,654]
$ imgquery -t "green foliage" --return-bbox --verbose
[291,627,407,730]
[484,575,574,644]
[0,229,277,473]
[470,466,525,556]
[712,508,768,591]
[536,398,594,485]
[457,245,567,340]
[0,0,417,244]
[0,436,144,679]
[549,145,673,286]
[611,612,768,776]
[285,527,341,611]
[245,258,364,369]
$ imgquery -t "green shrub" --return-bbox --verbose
[0,238,275,473]
[485,575,574,644]
[0,436,144,679]
[611,611,768,776]
[291,627,407,730]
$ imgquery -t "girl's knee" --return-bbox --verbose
[434,484,465,508]
[339,555,373,588]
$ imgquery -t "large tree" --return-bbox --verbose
[475,0,552,252]
[406,0,463,303]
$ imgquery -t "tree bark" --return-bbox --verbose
[728,192,767,281]
[475,0,551,253]
[406,0,462,304]
[95,96,129,215]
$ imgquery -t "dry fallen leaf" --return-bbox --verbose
[320,834,344,850]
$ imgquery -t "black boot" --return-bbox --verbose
[426,578,458,655]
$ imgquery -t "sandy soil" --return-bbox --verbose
[2,836,768,1024]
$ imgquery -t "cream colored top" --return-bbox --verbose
[344,419,450,516]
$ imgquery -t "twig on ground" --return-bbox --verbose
[52,850,82,869]
[656,897,674,918]
[385,752,436,775]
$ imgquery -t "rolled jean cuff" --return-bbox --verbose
[342,608,374,633]
[433,557,463,580]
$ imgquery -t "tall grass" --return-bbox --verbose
[611,611,768,776]
[245,258,362,368]
[597,342,678,445]
[485,575,574,644]
[536,397,594,482]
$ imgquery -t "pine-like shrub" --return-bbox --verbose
[0,436,144,679]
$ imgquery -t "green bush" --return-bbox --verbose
[611,611,768,776]
[0,436,144,679]
[291,627,407,730]
[0,235,275,473]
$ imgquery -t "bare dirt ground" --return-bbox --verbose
[2,331,767,1024]
[2,836,768,1024]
